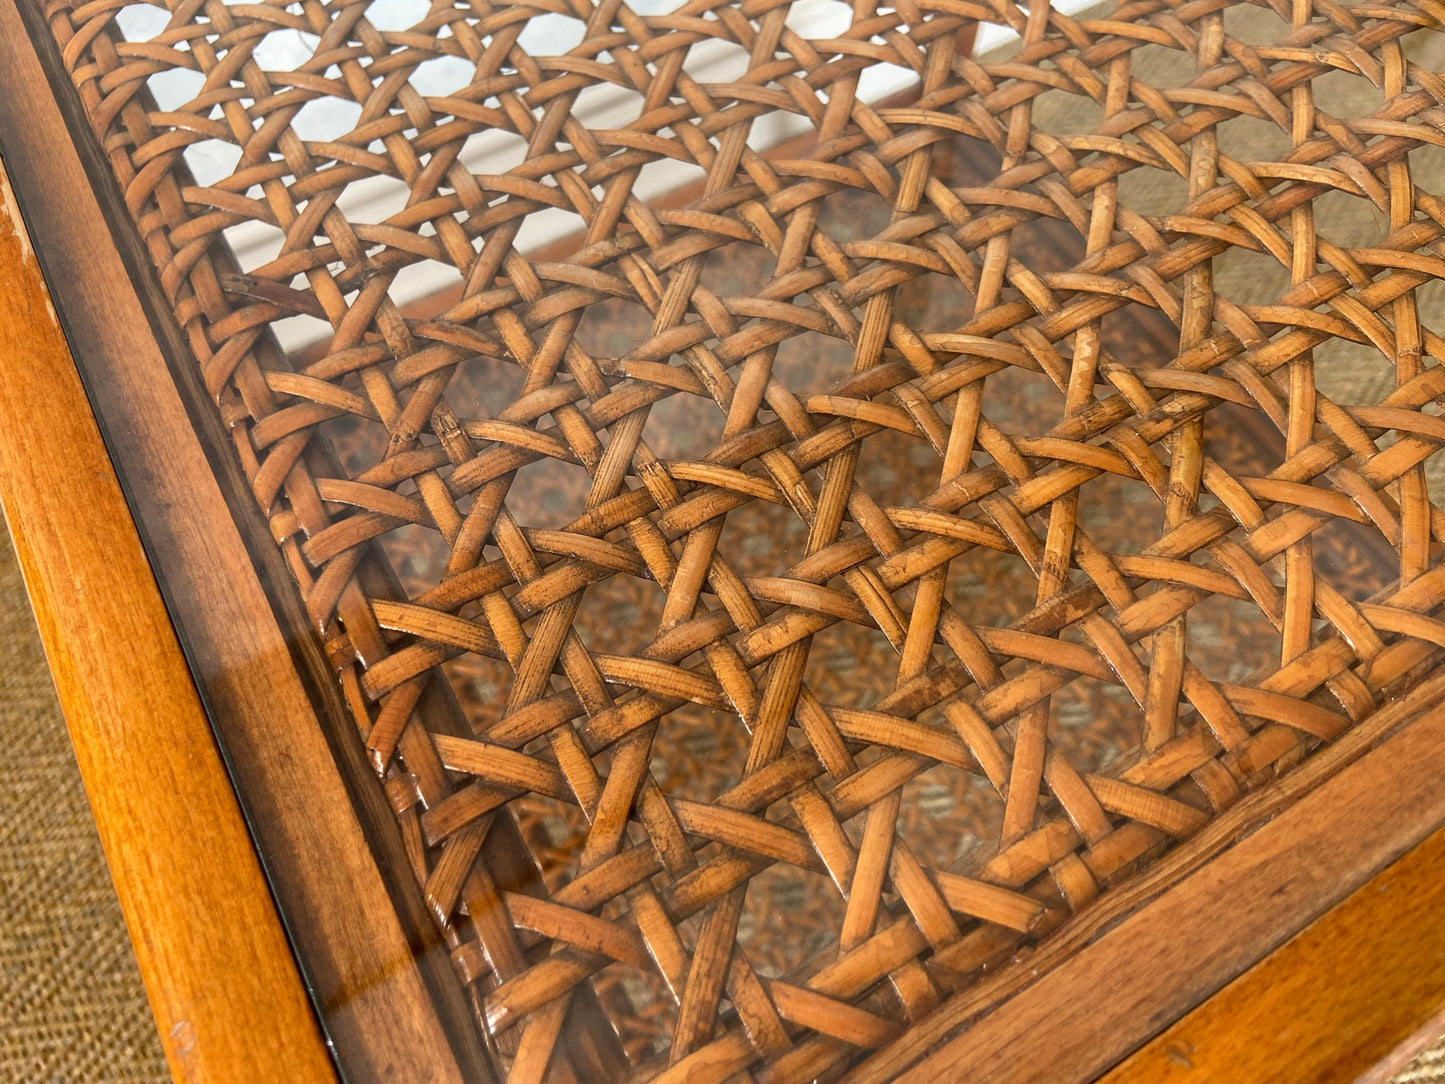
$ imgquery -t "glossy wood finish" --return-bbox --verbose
[863,681,1445,1084]
[32,0,1445,1072]
[1102,820,1445,1084]
[0,4,491,1081]
[5,0,1445,1078]
[0,159,337,1084]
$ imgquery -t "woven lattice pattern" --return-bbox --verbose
[45,0,1445,1077]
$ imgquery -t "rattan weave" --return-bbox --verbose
[41,0,1445,1077]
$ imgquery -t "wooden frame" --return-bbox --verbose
[3,0,1445,1080]
[0,157,337,1084]
[1102,818,1445,1084]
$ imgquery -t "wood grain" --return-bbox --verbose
[1101,823,1445,1083]
[9,0,1445,1079]
[853,681,1445,1084]
[31,0,1445,1074]
[0,159,336,1084]
[0,7,491,1082]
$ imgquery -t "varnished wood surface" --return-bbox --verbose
[854,680,1445,1084]
[33,0,1445,1074]
[1101,821,1445,1083]
[0,161,337,1084]
[8,0,1445,1078]
[0,5,490,1081]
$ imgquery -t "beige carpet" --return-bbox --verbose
[1400,1048,1445,1084]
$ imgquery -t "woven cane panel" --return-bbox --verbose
[44,0,1445,1077]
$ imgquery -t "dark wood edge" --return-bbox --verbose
[0,4,492,1082]
[1099,819,1445,1083]
[848,678,1445,1083]
[0,161,337,1084]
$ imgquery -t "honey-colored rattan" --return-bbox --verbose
[43,0,1445,1077]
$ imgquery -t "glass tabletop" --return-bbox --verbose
[20,0,1445,1078]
